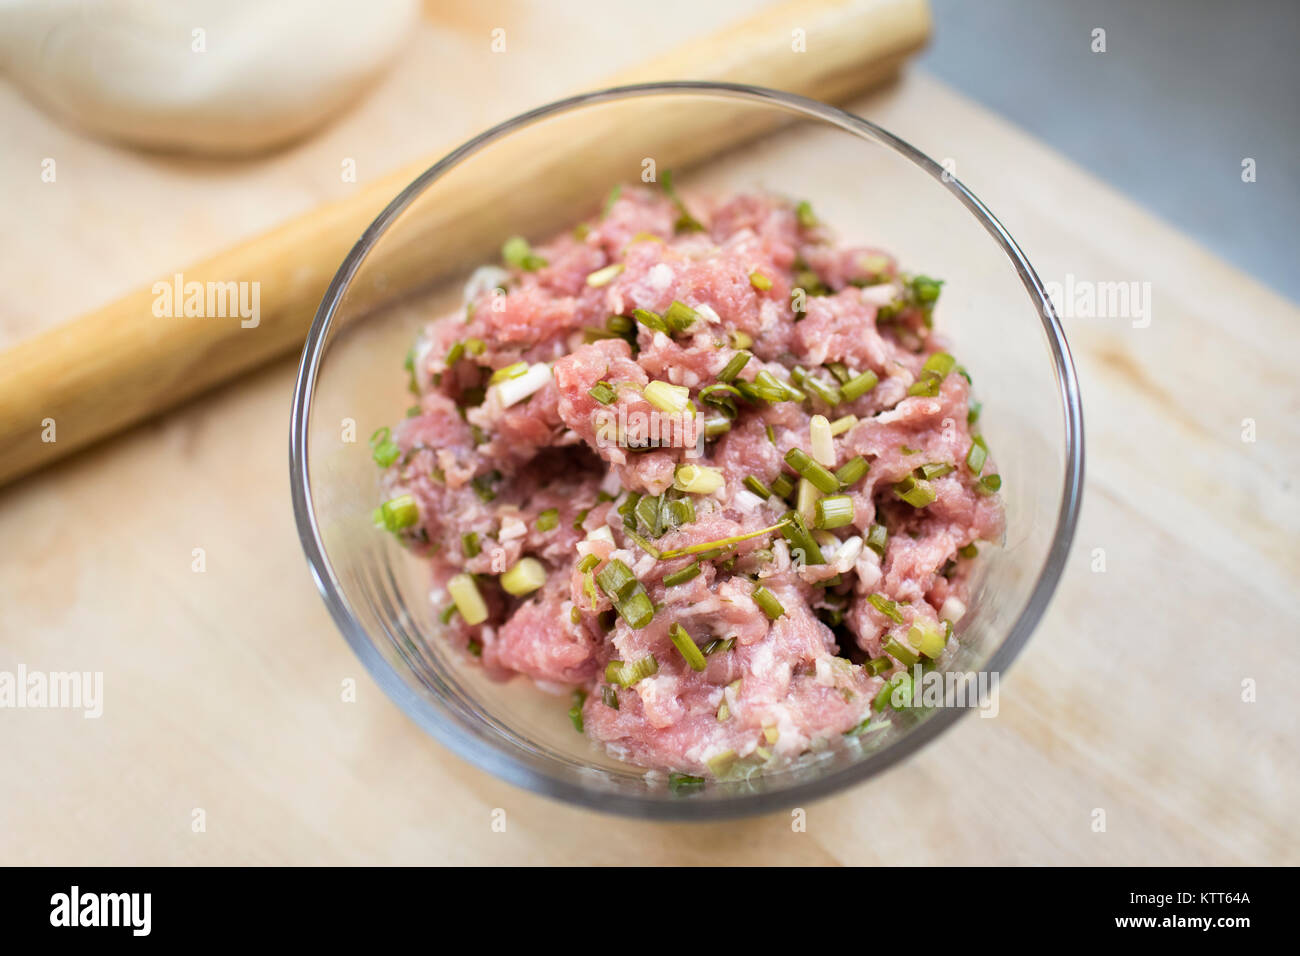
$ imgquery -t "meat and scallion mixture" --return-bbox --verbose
[369,179,1004,788]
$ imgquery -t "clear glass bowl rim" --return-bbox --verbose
[289,81,1086,821]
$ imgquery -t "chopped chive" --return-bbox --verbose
[502,235,546,271]
[765,424,777,445]
[784,447,840,494]
[380,494,419,532]
[669,623,708,672]
[489,361,528,385]
[829,414,858,436]
[462,531,481,557]
[595,559,638,601]
[770,473,796,500]
[743,475,772,499]
[968,402,982,426]
[618,590,655,629]
[840,369,879,402]
[873,672,913,712]
[447,572,488,626]
[922,351,956,376]
[835,455,869,487]
[911,624,946,659]
[588,381,617,405]
[867,593,904,624]
[884,636,919,668]
[865,656,892,676]
[660,170,704,233]
[779,510,825,564]
[704,416,731,439]
[717,351,751,383]
[663,562,701,587]
[795,477,820,525]
[369,427,401,467]
[699,383,741,419]
[966,435,988,474]
[827,362,851,384]
[814,494,855,529]
[634,494,662,536]
[644,380,692,414]
[668,772,704,794]
[585,262,624,287]
[894,474,937,508]
[749,270,773,291]
[501,557,546,597]
[632,307,670,334]
[795,199,818,228]
[568,690,586,732]
[917,462,953,480]
[752,585,785,620]
[577,553,600,574]
[439,604,457,625]
[572,507,590,531]
[445,341,465,366]
[606,654,658,687]
[617,491,641,526]
[674,463,725,495]
[601,685,619,709]
[959,542,978,560]
[866,523,888,557]
[908,374,942,397]
[805,376,843,407]
[702,637,735,655]
[606,314,634,335]
[602,183,622,217]
[976,474,1002,495]
[656,517,793,560]
[535,508,559,532]
[663,300,698,333]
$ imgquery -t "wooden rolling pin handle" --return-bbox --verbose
[0,0,930,487]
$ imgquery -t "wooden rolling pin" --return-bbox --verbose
[0,0,931,487]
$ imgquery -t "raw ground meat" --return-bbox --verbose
[375,184,1005,781]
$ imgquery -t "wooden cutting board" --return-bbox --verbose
[2,1,1297,864]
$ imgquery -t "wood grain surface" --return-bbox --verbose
[1,1,1296,865]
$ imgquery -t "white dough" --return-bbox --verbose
[0,0,419,155]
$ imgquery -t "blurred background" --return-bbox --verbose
[1,0,1295,865]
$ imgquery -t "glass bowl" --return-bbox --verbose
[290,82,1084,820]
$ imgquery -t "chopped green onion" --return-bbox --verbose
[749,270,773,291]
[976,474,1002,495]
[702,637,735,655]
[884,636,919,668]
[577,553,600,574]
[674,463,725,495]
[805,376,843,407]
[704,416,731,439]
[911,624,946,659]
[632,307,669,334]
[606,654,658,687]
[462,531,480,557]
[669,623,708,672]
[827,362,851,384]
[502,235,546,271]
[752,585,785,620]
[866,523,888,557]
[663,562,701,587]
[717,351,751,383]
[617,591,655,628]
[634,494,663,536]
[959,542,978,560]
[840,369,879,401]
[595,559,638,602]
[867,593,904,624]
[588,381,617,405]
[657,517,793,560]
[809,414,835,467]
[795,200,818,228]
[835,455,869,487]
[572,507,590,531]
[644,380,692,414]
[586,262,624,287]
[660,170,704,233]
[908,375,942,397]
[447,572,488,626]
[499,557,544,597]
[865,656,892,676]
[716,700,730,721]
[601,685,619,709]
[445,341,465,366]
[699,383,741,419]
[784,447,840,494]
[829,414,858,436]
[796,477,820,525]
[968,402,982,426]
[669,772,704,794]
[873,671,913,712]
[568,690,586,732]
[369,427,400,467]
[380,494,419,532]
[966,435,988,474]
[770,473,796,500]
[923,351,956,376]
[535,508,559,532]
[743,476,772,499]
[917,462,953,480]
[439,604,457,625]
[663,300,698,333]
[779,510,825,564]
[894,474,937,508]
[814,494,855,529]
[707,750,738,776]
[471,470,501,502]
[465,338,485,355]
[489,361,528,385]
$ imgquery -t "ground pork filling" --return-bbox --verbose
[374,185,1005,782]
